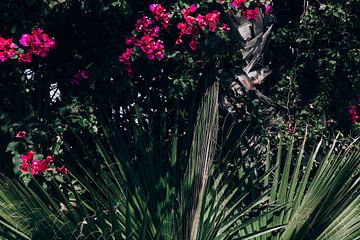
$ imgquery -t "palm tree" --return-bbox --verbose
[1,80,359,239]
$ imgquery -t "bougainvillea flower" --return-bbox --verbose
[74,70,90,80]
[21,150,34,162]
[119,48,133,75]
[348,106,358,124]
[71,69,90,85]
[30,159,41,175]
[19,159,31,173]
[135,16,153,33]
[57,165,69,175]
[125,36,137,45]
[231,0,245,9]
[189,39,198,51]
[195,15,206,29]
[18,52,32,63]
[80,70,90,79]
[176,7,226,50]
[149,4,170,28]
[0,36,18,62]
[30,28,56,56]
[177,23,188,33]
[15,131,27,139]
[19,150,34,174]
[19,34,31,47]
[18,28,55,62]
[205,10,220,32]
[220,23,231,32]
[119,48,133,64]
[242,8,259,20]
[30,159,50,176]
[19,151,56,176]
[175,38,183,45]
[265,4,271,14]
[189,4,197,13]
[120,3,171,73]
[45,155,54,163]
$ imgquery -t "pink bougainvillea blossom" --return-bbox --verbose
[205,10,221,32]
[30,159,50,176]
[19,151,64,176]
[19,34,31,47]
[220,23,230,32]
[20,151,34,163]
[57,165,69,175]
[120,4,170,74]
[0,36,18,62]
[18,28,55,62]
[231,0,245,9]
[241,7,259,20]
[71,70,90,86]
[18,53,32,63]
[45,155,54,163]
[119,48,133,75]
[189,4,197,13]
[19,150,34,174]
[74,70,90,80]
[149,4,170,28]
[119,47,133,63]
[135,16,153,33]
[15,131,27,139]
[189,39,198,51]
[265,4,271,14]
[348,105,358,124]
[176,6,228,50]
[1,28,55,63]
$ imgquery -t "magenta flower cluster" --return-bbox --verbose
[150,4,170,29]
[119,4,170,75]
[118,1,272,74]
[0,28,55,63]
[176,4,230,51]
[19,150,68,176]
[71,69,90,86]
[230,0,271,20]
[0,37,18,62]
[348,105,358,124]
[16,131,68,176]
[18,28,56,62]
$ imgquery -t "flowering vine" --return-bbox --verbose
[71,69,90,86]
[18,28,56,62]
[0,37,18,62]
[118,4,170,75]
[118,1,272,75]
[11,130,68,180]
[176,4,230,51]
[0,28,55,63]
[15,131,27,139]
[348,105,358,124]
[19,150,68,176]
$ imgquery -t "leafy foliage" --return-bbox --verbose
[0,1,359,240]
[270,0,360,134]
[1,87,359,239]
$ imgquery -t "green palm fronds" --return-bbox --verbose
[0,82,360,240]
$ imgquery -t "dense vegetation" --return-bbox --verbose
[0,0,359,239]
